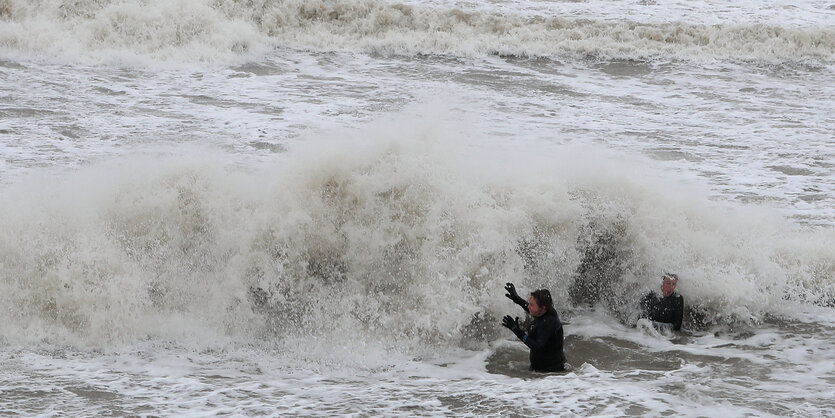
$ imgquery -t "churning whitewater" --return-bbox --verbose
[1,0,834,64]
[1,0,834,416]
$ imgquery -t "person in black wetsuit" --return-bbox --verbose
[640,273,684,331]
[501,283,567,372]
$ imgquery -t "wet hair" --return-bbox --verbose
[663,273,679,283]
[530,289,558,315]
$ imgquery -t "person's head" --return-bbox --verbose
[528,289,557,317]
[661,273,679,297]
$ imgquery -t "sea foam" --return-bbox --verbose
[1,0,832,65]
[0,110,831,350]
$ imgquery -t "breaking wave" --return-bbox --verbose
[0,0,832,64]
[0,111,832,353]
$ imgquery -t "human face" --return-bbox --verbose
[528,295,546,317]
[661,277,677,297]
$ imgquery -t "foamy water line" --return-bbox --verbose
[1,0,833,64]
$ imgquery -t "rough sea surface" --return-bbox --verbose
[1,0,833,415]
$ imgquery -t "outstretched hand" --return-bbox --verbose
[502,315,521,332]
[505,283,528,313]
[504,282,519,301]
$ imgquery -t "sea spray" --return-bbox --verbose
[1,111,832,356]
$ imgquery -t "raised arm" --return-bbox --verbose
[504,282,529,313]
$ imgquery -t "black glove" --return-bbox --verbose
[502,315,525,340]
[504,282,529,311]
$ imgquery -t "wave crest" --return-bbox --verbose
[1,113,832,350]
[1,0,832,64]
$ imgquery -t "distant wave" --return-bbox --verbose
[1,0,833,64]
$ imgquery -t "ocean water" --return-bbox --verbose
[1,0,834,416]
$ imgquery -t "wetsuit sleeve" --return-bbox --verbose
[508,294,530,313]
[672,295,684,331]
[511,327,526,341]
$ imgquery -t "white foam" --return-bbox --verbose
[0,109,832,350]
[1,0,832,65]
[1,2,833,416]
